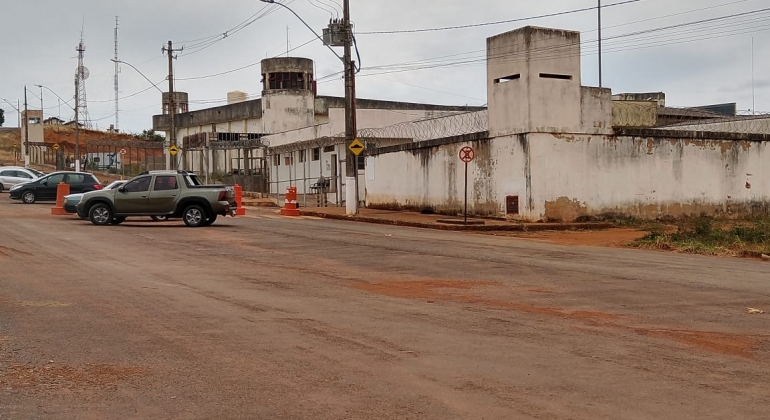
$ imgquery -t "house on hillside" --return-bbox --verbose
[44,117,65,126]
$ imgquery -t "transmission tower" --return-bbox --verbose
[114,16,120,132]
[75,32,92,129]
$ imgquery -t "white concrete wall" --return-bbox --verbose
[366,137,528,216]
[526,133,770,220]
[367,133,770,221]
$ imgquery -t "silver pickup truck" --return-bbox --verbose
[77,170,237,227]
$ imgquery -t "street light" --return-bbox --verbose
[258,0,359,215]
[0,97,23,164]
[38,85,82,171]
[111,59,167,168]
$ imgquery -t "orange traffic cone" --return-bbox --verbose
[51,182,70,215]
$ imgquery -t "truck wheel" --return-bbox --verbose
[203,214,218,226]
[0,183,4,193]
[89,203,113,226]
[151,215,169,222]
[183,205,206,227]
[22,191,36,204]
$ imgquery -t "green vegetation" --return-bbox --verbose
[0,108,5,126]
[632,216,770,256]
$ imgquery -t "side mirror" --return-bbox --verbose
[118,186,126,193]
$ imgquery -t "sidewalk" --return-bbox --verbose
[298,207,613,232]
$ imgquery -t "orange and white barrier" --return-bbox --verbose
[233,184,246,216]
[280,186,300,217]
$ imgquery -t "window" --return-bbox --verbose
[124,176,151,193]
[299,150,306,163]
[268,72,306,90]
[66,174,85,184]
[357,155,366,170]
[273,155,281,166]
[45,174,65,185]
[0,170,11,177]
[494,74,520,84]
[312,148,320,161]
[323,145,335,153]
[539,73,572,80]
[284,156,294,166]
[154,176,178,191]
[17,171,33,179]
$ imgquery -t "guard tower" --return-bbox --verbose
[487,26,582,136]
[162,92,189,115]
[261,57,315,133]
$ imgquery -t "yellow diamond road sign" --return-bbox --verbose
[53,143,60,150]
[348,139,365,156]
[12,143,18,148]
[168,145,179,156]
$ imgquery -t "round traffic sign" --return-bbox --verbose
[459,146,475,163]
[120,148,127,155]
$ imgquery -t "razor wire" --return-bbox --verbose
[266,109,489,155]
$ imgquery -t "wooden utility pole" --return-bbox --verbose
[343,0,359,215]
[23,86,29,167]
[163,41,183,170]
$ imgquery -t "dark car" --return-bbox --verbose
[9,171,102,204]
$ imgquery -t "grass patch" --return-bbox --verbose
[631,216,770,257]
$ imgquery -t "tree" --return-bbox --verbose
[136,129,164,142]
[0,108,5,127]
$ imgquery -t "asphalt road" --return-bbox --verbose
[1,198,768,419]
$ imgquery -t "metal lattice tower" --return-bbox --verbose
[114,16,120,132]
[75,32,92,129]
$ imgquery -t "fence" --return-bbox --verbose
[182,132,269,192]
[84,140,166,176]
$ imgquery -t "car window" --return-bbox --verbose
[45,174,65,185]
[154,176,178,191]
[17,171,34,179]
[124,176,151,193]
[66,174,86,184]
[0,170,12,177]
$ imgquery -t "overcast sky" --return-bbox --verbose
[1,0,768,132]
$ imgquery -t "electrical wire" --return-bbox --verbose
[356,0,646,35]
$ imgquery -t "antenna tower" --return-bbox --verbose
[114,16,120,131]
[75,31,92,129]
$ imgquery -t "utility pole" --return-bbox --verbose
[163,41,183,170]
[342,0,358,215]
[114,16,120,131]
[23,86,30,167]
[598,0,603,88]
[74,70,81,172]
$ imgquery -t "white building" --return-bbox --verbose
[153,57,482,204]
[155,26,769,220]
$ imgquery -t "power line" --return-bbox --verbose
[356,0,646,35]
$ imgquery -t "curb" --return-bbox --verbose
[299,210,614,232]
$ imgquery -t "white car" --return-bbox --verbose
[0,166,42,193]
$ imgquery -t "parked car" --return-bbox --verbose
[64,180,127,213]
[9,171,102,204]
[77,170,236,227]
[0,167,40,193]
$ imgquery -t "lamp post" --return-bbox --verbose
[38,85,79,171]
[1,97,23,163]
[111,59,166,167]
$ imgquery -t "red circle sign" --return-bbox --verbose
[459,146,475,163]
[120,148,127,155]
